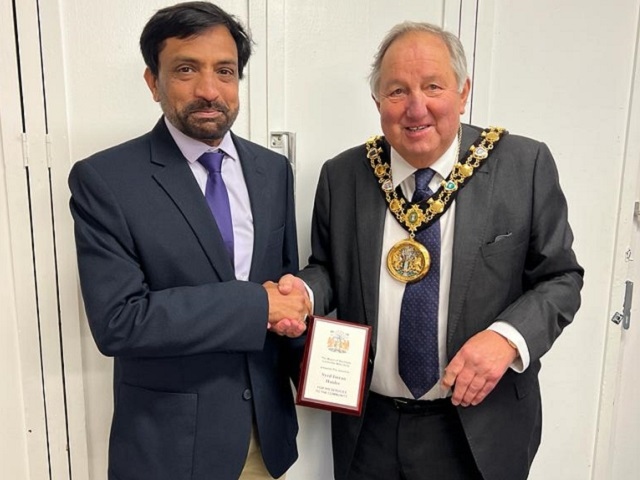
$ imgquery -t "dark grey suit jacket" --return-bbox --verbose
[69,119,300,480]
[299,124,583,480]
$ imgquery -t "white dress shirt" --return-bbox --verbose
[165,118,253,280]
[370,136,529,400]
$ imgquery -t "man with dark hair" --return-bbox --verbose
[69,2,308,479]
[293,21,583,480]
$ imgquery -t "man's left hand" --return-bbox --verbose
[441,330,518,407]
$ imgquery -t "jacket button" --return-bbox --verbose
[242,389,252,400]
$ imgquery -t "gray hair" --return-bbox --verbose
[368,21,468,99]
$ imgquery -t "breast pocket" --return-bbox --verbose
[109,384,198,480]
[480,232,527,259]
[472,232,528,304]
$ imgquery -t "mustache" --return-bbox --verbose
[185,100,229,115]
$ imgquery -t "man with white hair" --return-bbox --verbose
[294,21,583,480]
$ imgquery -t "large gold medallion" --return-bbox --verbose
[386,238,431,283]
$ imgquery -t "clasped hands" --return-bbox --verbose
[263,274,311,338]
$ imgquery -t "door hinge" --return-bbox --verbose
[269,131,296,171]
[21,133,29,168]
[46,134,53,168]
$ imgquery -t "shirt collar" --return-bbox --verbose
[390,136,460,189]
[164,117,239,164]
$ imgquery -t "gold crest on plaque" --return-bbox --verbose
[327,331,350,353]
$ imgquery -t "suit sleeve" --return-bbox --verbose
[297,162,335,316]
[280,157,307,382]
[69,160,269,358]
[495,142,584,363]
[282,156,300,276]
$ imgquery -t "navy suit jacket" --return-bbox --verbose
[299,124,584,480]
[69,118,300,480]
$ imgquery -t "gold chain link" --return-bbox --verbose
[365,126,507,237]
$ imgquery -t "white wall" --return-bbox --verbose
[480,2,640,478]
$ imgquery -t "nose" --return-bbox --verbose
[194,72,220,102]
[405,91,429,119]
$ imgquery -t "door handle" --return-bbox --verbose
[611,280,633,330]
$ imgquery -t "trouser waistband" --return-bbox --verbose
[369,391,453,414]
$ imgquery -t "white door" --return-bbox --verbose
[1,0,89,477]
[472,2,639,478]
[610,180,640,479]
[593,16,640,474]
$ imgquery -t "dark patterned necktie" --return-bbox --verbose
[398,168,440,398]
[197,151,234,262]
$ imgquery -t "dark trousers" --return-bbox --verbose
[347,392,483,480]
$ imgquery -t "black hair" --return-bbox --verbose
[140,1,253,78]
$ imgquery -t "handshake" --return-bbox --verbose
[263,274,311,338]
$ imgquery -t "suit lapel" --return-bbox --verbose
[232,135,270,282]
[356,149,386,341]
[446,125,496,349]
[149,119,236,281]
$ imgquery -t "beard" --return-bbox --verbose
[163,98,239,144]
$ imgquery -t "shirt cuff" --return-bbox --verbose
[302,281,314,318]
[487,321,530,372]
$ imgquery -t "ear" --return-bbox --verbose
[143,68,160,102]
[459,78,471,114]
[372,93,381,112]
